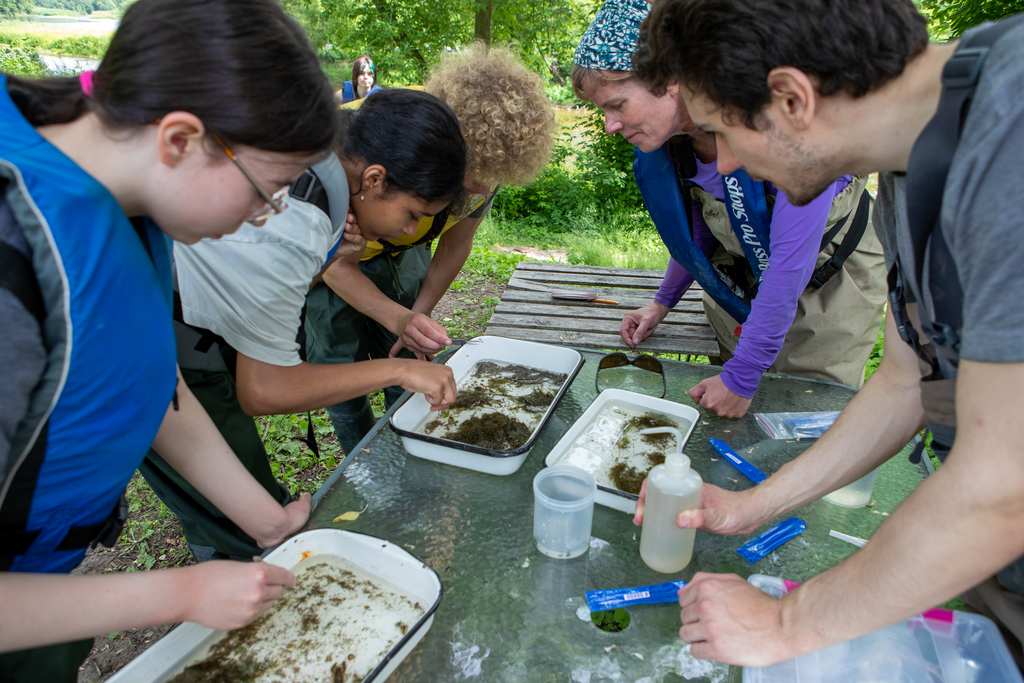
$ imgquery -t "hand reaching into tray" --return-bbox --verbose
[397,359,457,411]
[632,478,766,536]
[180,560,298,631]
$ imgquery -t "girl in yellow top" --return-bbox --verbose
[305,43,557,454]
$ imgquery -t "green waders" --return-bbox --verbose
[0,638,93,683]
[139,367,291,562]
[304,243,431,456]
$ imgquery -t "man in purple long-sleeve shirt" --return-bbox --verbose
[573,0,887,417]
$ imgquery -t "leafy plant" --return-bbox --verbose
[590,608,631,632]
[0,44,47,75]
[919,0,1024,38]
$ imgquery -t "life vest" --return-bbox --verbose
[0,75,177,574]
[633,144,771,323]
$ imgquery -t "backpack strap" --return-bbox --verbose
[903,15,1024,360]
[808,190,872,290]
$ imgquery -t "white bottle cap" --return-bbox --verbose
[639,427,689,475]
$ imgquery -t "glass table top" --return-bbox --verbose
[308,350,927,683]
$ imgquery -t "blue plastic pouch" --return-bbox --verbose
[736,518,807,563]
[585,580,687,612]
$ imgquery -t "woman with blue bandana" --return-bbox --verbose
[572,0,887,418]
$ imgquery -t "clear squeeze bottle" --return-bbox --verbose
[639,427,703,573]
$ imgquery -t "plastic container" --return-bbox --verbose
[533,465,596,559]
[390,336,584,476]
[744,574,1024,683]
[543,389,700,515]
[107,530,442,683]
[639,428,703,573]
[823,467,879,507]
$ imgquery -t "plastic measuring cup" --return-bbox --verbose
[533,466,596,559]
[823,467,879,508]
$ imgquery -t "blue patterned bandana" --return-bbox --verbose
[574,0,651,71]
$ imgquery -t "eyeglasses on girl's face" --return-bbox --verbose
[210,133,289,225]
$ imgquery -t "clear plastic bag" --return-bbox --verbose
[754,411,840,440]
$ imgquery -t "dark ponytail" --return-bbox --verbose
[337,89,466,204]
[6,0,337,155]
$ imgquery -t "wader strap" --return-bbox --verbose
[887,258,922,355]
[172,291,237,376]
[0,241,44,326]
[808,190,872,290]
[291,303,320,458]
[289,168,331,217]
[0,494,128,570]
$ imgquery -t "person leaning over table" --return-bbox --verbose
[630,0,1024,668]
[305,42,557,456]
[139,90,466,563]
[0,0,338,679]
[572,0,888,419]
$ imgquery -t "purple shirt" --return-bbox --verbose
[653,158,851,398]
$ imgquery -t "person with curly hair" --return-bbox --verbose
[305,42,556,454]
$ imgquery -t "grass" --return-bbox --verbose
[0,19,111,57]
[257,410,342,494]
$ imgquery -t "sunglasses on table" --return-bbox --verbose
[595,352,666,398]
[210,133,290,225]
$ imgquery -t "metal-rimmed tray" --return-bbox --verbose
[543,389,701,514]
[107,530,442,683]
[389,335,584,476]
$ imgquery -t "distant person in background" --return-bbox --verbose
[336,55,383,104]
[307,43,557,455]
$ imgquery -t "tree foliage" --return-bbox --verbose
[0,0,31,16]
[291,0,594,84]
[918,0,1024,37]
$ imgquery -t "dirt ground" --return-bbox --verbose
[74,272,504,681]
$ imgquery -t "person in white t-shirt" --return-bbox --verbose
[140,89,469,562]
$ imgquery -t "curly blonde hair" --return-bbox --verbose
[425,42,555,188]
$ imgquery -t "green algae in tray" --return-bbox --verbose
[168,556,424,683]
[417,361,568,452]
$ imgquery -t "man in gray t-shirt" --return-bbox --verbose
[621,0,1024,668]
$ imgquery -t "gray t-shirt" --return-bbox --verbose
[873,19,1024,367]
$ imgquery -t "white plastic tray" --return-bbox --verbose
[544,389,700,514]
[744,574,1024,683]
[107,530,442,683]
[390,335,584,476]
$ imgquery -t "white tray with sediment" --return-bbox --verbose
[544,389,701,514]
[390,335,584,476]
[106,529,442,683]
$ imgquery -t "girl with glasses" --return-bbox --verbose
[0,0,337,678]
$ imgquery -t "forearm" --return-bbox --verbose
[321,260,408,335]
[150,370,294,546]
[653,258,694,309]
[411,238,472,316]
[0,570,189,652]
[237,357,416,416]
[783,363,1024,654]
[748,310,925,521]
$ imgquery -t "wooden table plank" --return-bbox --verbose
[493,301,708,325]
[485,262,718,357]
[482,325,720,356]
[497,289,706,313]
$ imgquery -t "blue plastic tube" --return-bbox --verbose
[736,518,807,563]
[585,580,688,612]
[708,438,768,484]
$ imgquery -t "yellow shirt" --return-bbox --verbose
[361,193,491,261]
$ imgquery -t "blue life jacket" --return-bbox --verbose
[633,144,772,323]
[341,80,355,103]
[0,75,178,574]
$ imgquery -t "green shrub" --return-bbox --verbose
[0,44,47,75]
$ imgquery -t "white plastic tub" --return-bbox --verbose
[544,389,700,515]
[744,574,1024,683]
[107,530,442,683]
[390,335,584,476]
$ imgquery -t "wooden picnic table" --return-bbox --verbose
[484,262,720,357]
